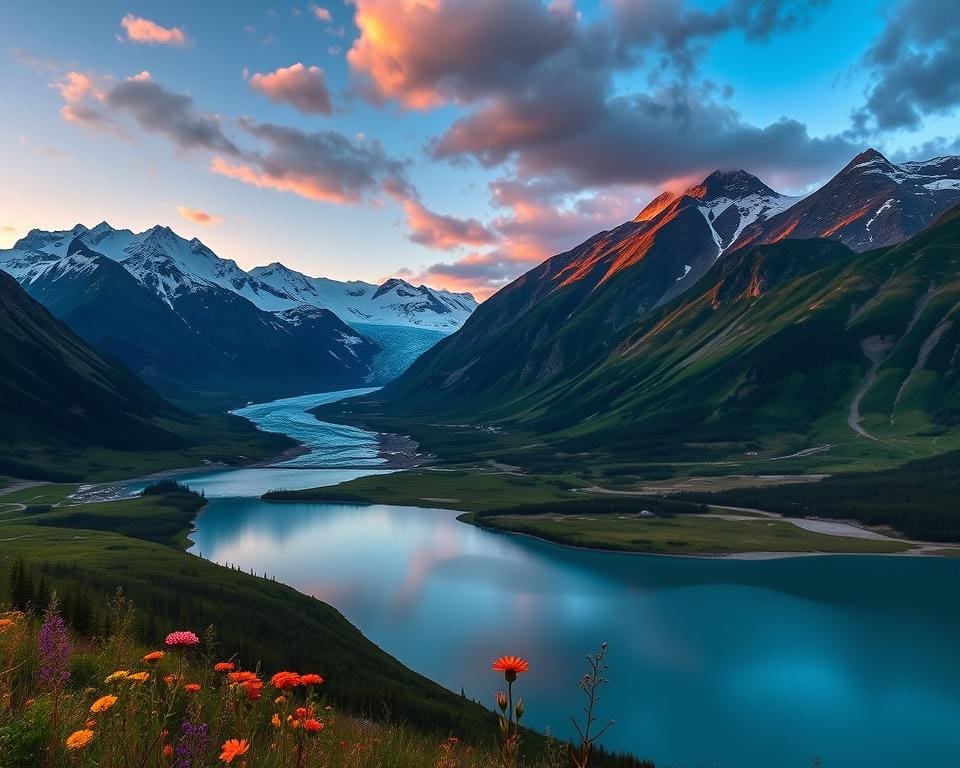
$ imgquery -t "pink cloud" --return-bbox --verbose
[249,63,333,115]
[176,205,223,226]
[55,71,108,126]
[309,3,332,22]
[394,197,495,250]
[120,14,188,46]
[210,156,361,205]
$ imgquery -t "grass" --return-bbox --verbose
[0,487,501,741]
[263,468,582,512]
[472,513,911,556]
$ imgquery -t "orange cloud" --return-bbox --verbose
[309,4,332,22]
[249,63,332,115]
[210,156,360,205]
[120,14,187,46]
[395,197,495,250]
[55,71,107,125]
[176,205,223,226]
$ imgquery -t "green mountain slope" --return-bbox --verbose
[0,269,291,480]
[337,206,960,472]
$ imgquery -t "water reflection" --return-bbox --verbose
[189,497,960,768]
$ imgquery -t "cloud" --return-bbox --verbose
[394,196,496,250]
[176,205,223,225]
[249,63,333,115]
[346,0,579,109]
[852,0,960,133]
[211,118,410,205]
[309,4,332,22]
[55,71,240,155]
[119,14,188,46]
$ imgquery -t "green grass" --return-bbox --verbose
[0,488,497,740]
[473,513,911,556]
[263,468,582,512]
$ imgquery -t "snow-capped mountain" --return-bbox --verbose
[243,264,476,331]
[738,149,960,250]
[0,230,384,406]
[0,221,475,331]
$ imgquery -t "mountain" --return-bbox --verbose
[243,264,476,331]
[0,226,382,405]
[738,149,960,250]
[337,206,960,471]
[0,268,188,467]
[353,169,795,405]
[0,222,477,401]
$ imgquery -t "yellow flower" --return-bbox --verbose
[90,695,117,714]
[66,730,95,750]
[105,670,129,683]
[271,713,281,728]
[125,672,150,683]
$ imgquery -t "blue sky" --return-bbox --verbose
[1,0,957,297]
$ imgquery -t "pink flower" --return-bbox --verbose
[165,631,200,648]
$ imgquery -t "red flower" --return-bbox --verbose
[270,671,302,690]
[304,718,324,733]
[492,656,529,682]
[214,662,235,673]
[300,673,324,686]
[184,683,201,693]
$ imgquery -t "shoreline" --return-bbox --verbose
[466,515,956,560]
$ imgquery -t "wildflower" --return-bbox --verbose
[126,671,151,683]
[271,713,281,728]
[85,718,96,728]
[144,650,165,663]
[0,618,14,632]
[270,671,302,690]
[227,671,258,684]
[219,739,250,764]
[492,656,530,682]
[38,602,71,690]
[274,695,285,704]
[300,673,324,686]
[214,662,235,673]
[163,744,175,757]
[175,719,210,768]
[496,691,508,712]
[65,730,95,750]
[184,683,201,693]
[105,670,129,683]
[295,707,311,719]
[90,695,118,714]
[165,630,200,648]
[304,719,324,733]
[243,679,264,701]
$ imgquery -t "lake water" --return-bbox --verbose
[173,389,960,768]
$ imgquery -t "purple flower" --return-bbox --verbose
[174,719,210,768]
[38,603,70,690]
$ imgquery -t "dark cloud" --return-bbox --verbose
[105,75,240,155]
[853,0,960,132]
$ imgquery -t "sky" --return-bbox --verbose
[1,0,958,299]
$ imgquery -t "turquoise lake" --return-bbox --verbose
[159,390,960,768]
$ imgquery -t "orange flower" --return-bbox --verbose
[143,651,165,663]
[66,730,95,750]
[227,670,258,684]
[90,694,117,714]
[163,744,175,757]
[274,695,286,704]
[304,718,324,733]
[243,679,264,701]
[184,683,201,693]
[219,739,250,764]
[214,662,235,673]
[270,671,302,690]
[294,707,311,719]
[126,671,151,683]
[300,673,324,686]
[85,718,96,728]
[271,713,281,728]
[492,656,530,681]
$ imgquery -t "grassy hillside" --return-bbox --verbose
[0,269,293,481]
[323,209,960,476]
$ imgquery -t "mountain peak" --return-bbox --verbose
[685,169,775,202]
[845,148,891,171]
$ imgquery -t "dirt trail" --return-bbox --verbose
[848,335,895,440]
